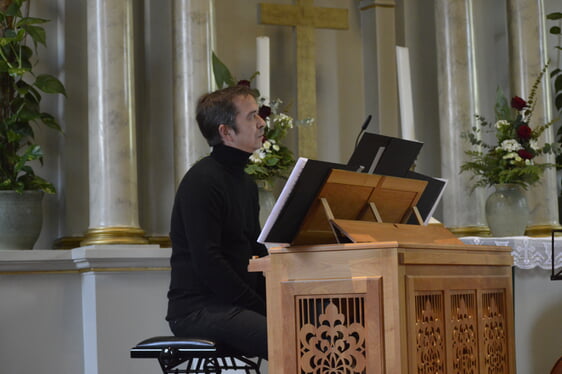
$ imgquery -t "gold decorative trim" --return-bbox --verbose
[53,236,84,250]
[147,236,172,248]
[448,226,491,237]
[81,226,149,246]
[525,224,562,237]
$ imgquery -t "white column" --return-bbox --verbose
[507,0,560,235]
[83,0,147,245]
[172,0,216,186]
[359,0,400,137]
[434,0,488,235]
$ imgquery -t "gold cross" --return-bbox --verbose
[260,0,348,159]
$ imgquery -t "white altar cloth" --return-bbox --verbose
[461,236,562,270]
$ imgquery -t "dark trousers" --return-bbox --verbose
[169,305,268,360]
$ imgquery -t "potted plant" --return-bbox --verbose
[0,0,66,249]
[460,65,559,237]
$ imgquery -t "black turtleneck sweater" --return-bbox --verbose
[167,144,268,321]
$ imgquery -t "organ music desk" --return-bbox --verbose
[249,170,515,373]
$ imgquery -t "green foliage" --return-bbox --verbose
[461,67,559,190]
[0,0,66,194]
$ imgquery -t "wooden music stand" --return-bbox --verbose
[292,169,461,246]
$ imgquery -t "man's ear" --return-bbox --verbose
[218,124,232,142]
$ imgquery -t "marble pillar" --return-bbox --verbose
[507,0,560,236]
[82,0,147,245]
[434,0,488,235]
[172,0,215,186]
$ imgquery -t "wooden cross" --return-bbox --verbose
[260,0,348,159]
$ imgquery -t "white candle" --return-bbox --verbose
[256,36,270,104]
[396,46,416,141]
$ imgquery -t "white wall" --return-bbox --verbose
[513,268,562,374]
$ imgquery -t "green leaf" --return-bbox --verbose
[212,52,235,88]
[22,25,46,47]
[18,106,39,122]
[16,17,49,27]
[555,73,562,93]
[8,67,30,77]
[0,60,10,72]
[14,144,43,172]
[40,112,62,132]
[546,12,562,20]
[7,129,21,142]
[5,1,22,17]
[34,74,66,96]
[550,26,561,35]
[556,94,562,113]
[21,45,33,61]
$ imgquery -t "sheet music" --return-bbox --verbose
[258,157,308,245]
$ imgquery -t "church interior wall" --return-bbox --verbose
[25,0,562,247]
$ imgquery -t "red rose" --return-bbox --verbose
[516,124,532,140]
[511,96,527,111]
[518,149,534,159]
[258,105,271,120]
[237,80,251,87]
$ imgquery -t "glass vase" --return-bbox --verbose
[257,180,276,227]
[485,184,528,237]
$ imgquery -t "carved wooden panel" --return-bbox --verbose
[450,292,478,373]
[297,296,366,373]
[408,276,512,374]
[480,291,507,374]
[415,292,445,374]
[281,277,384,374]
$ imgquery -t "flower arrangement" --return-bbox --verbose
[461,64,560,190]
[212,52,309,189]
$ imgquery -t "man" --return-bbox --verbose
[166,85,269,360]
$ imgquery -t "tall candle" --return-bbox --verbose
[396,46,416,141]
[256,36,270,104]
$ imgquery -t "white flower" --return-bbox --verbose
[500,139,523,152]
[263,141,271,150]
[530,139,538,151]
[272,144,280,151]
[495,120,510,129]
[249,153,262,163]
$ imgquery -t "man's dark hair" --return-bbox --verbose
[196,85,258,146]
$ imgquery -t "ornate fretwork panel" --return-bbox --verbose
[415,292,445,374]
[481,291,507,374]
[297,296,366,374]
[450,292,478,374]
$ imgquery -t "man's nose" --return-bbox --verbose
[257,115,266,128]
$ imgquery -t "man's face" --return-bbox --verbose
[221,94,265,153]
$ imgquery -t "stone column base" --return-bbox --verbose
[81,227,149,246]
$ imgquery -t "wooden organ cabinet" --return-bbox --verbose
[250,170,515,373]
